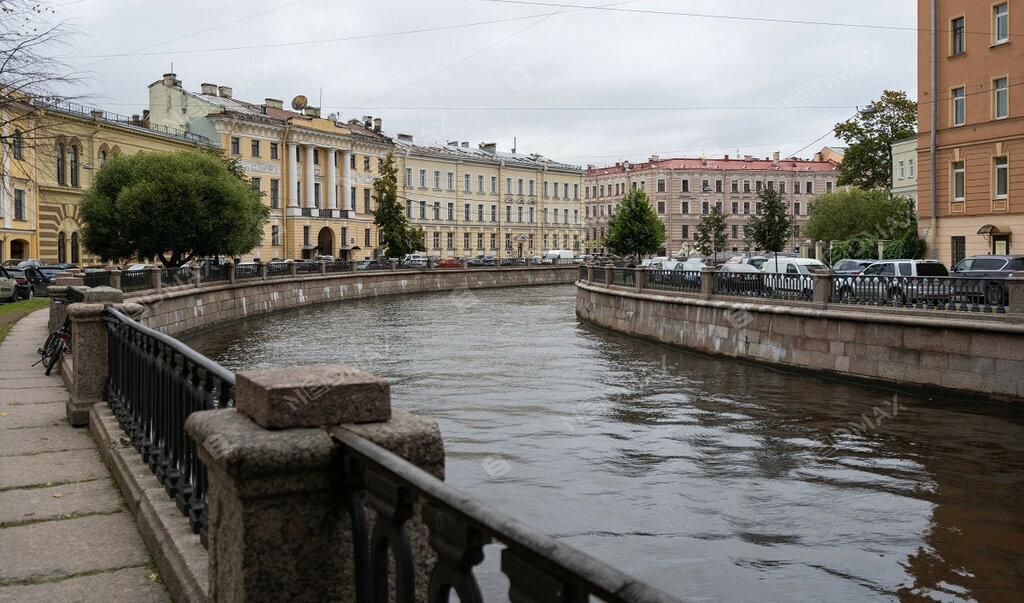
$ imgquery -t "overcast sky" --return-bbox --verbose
[55,0,917,167]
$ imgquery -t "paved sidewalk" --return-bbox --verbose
[0,309,169,602]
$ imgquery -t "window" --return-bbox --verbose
[303,225,311,246]
[806,182,813,194]
[743,201,750,214]
[767,181,774,191]
[447,232,454,248]
[491,205,497,222]
[574,209,579,223]
[464,173,471,192]
[447,172,454,190]
[716,180,723,193]
[517,206,523,223]
[270,179,280,209]
[406,200,413,218]
[639,181,645,192]
[731,180,738,193]
[365,228,371,247]
[490,233,497,249]
[994,77,1008,119]
[313,183,321,208]
[681,225,688,239]
[296,182,302,205]
[554,182,560,198]
[12,130,23,159]
[464,203,471,221]
[271,225,280,246]
[491,176,498,194]
[433,170,441,189]
[251,140,260,157]
[779,181,786,194]
[657,179,665,192]
[419,169,427,188]
[743,180,751,193]
[826,181,833,193]
[953,160,965,201]
[448,203,454,221]
[794,181,801,194]
[731,201,738,214]
[71,232,79,264]
[98,150,106,165]
[952,16,965,55]
[702,201,709,214]
[952,87,965,126]
[506,205,512,222]
[251,177,261,192]
[995,3,1008,43]
[433,232,440,249]
[517,178,524,195]
[899,161,906,179]
[477,234,484,249]
[419,201,426,220]
[364,189,372,213]
[529,206,535,223]
[478,175,484,193]
[506,177,513,193]
[477,204,484,222]
[756,202,763,215]
[14,189,26,221]
[681,179,689,193]
[270,142,279,159]
[995,156,1009,198]
[363,156,370,171]
[731,225,738,239]
[57,232,65,263]
[681,201,689,214]
[756,181,763,193]
[952,236,967,267]
[69,145,79,187]
[464,233,471,249]
[702,179,710,192]
[350,187,357,210]
[715,201,723,214]
[433,202,440,220]
[794,202,801,215]
[405,168,413,186]
[908,159,915,178]
[230,137,240,155]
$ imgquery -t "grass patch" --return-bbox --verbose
[0,296,48,317]
[0,323,11,345]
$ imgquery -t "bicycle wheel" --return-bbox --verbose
[44,338,65,376]
[39,331,60,365]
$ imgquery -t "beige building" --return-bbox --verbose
[148,73,393,261]
[394,137,584,258]
[891,136,918,208]
[584,152,839,257]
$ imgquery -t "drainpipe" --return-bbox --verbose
[929,0,938,259]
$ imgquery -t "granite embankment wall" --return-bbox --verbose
[575,281,1024,403]
[131,266,578,337]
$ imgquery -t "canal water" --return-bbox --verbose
[186,284,1024,601]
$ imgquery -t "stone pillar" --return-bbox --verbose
[700,266,715,298]
[287,143,299,208]
[587,264,594,283]
[427,258,435,270]
[54,272,84,287]
[815,240,826,262]
[811,273,831,308]
[192,267,202,288]
[389,259,397,271]
[289,262,298,277]
[877,240,885,260]
[305,146,316,209]
[65,290,135,426]
[635,266,646,291]
[145,266,162,292]
[342,150,353,212]
[257,263,268,280]
[184,365,443,602]
[327,149,338,210]
[47,285,70,334]
[319,261,327,275]
[461,258,468,269]
[604,263,613,287]
[1008,271,1024,314]
[108,269,122,291]
[226,262,236,284]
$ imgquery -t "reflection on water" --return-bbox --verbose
[186,284,1024,600]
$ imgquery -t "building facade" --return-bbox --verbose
[148,73,393,261]
[584,153,839,257]
[892,136,919,207]
[394,137,584,258]
[1,98,206,264]
[917,0,1022,264]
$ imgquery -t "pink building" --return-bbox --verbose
[584,152,840,257]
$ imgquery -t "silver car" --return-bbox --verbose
[836,259,950,305]
[0,266,18,303]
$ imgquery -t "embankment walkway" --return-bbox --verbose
[0,309,169,602]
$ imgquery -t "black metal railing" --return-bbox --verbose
[201,264,230,282]
[161,266,193,287]
[328,426,677,603]
[82,270,112,288]
[266,262,291,277]
[104,307,235,547]
[832,275,1007,313]
[578,265,588,280]
[712,272,766,297]
[759,273,814,301]
[32,98,210,144]
[610,267,635,287]
[647,269,701,293]
[592,266,607,283]
[324,261,351,273]
[120,270,151,293]
[234,263,259,280]
[296,261,320,274]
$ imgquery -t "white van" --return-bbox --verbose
[542,250,574,264]
[759,257,830,299]
[760,257,830,275]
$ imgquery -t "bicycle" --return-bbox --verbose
[38,301,72,375]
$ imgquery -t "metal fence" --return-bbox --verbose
[610,267,635,287]
[266,262,291,277]
[161,267,193,288]
[832,275,1008,313]
[104,307,235,547]
[234,263,259,280]
[295,261,320,274]
[328,427,677,602]
[592,266,607,283]
[324,261,351,273]
[647,269,701,293]
[201,264,229,282]
[120,270,150,293]
[82,271,112,288]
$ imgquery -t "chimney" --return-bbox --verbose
[162,73,177,87]
[397,133,413,141]
[363,115,372,129]
[650,154,660,162]
[461,142,469,148]
[201,83,217,95]
[744,155,753,162]
[130,114,141,125]
[479,142,497,154]
[304,106,320,118]
[724,154,729,160]
[587,164,596,170]
[218,86,232,99]
[373,117,382,133]
[142,109,150,124]
[264,98,283,109]
[773,151,780,162]
[447,140,458,146]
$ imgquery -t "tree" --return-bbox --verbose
[79,149,269,267]
[372,152,423,258]
[694,206,727,265]
[601,189,666,261]
[745,187,794,264]
[805,188,913,243]
[833,90,917,189]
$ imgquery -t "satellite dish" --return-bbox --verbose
[291,95,308,111]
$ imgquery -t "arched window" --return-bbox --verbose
[12,130,23,160]
[57,231,66,263]
[55,144,65,184]
[98,149,107,165]
[69,145,79,187]
[70,232,80,264]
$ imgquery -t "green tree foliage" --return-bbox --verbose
[694,206,727,264]
[602,189,666,260]
[745,187,794,259]
[373,152,424,258]
[833,90,917,189]
[79,149,269,267]
[805,188,912,242]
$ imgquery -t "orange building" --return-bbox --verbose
[917,0,1023,264]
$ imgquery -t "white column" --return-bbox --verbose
[305,145,316,209]
[342,150,352,212]
[327,149,337,210]
[286,143,298,208]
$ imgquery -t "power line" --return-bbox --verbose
[346,105,857,112]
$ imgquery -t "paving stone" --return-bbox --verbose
[0,479,122,526]
[0,513,151,584]
[0,424,94,457]
[0,386,69,406]
[0,566,169,602]
[0,402,66,429]
[0,448,107,490]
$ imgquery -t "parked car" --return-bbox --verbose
[0,266,18,302]
[436,257,462,268]
[7,267,50,299]
[836,259,950,305]
[312,254,336,262]
[950,254,1024,305]
[528,255,543,265]
[126,263,157,271]
[500,257,527,266]
[832,259,875,275]
[400,254,427,268]
[760,257,830,299]
[356,259,389,271]
[541,250,575,264]
[716,263,763,296]
[647,259,681,270]
[467,255,496,267]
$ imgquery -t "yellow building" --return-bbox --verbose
[394,136,585,258]
[1,98,206,264]
[148,73,393,261]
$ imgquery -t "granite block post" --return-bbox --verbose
[226,262,236,284]
[604,263,613,286]
[257,263,268,280]
[146,266,162,292]
[1008,271,1024,315]
[812,274,832,308]
[635,266,646,291]
[185,364,444,602]
[109,269,122,291]
[700,266,715,299]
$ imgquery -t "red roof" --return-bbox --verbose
[587,156,838,177]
